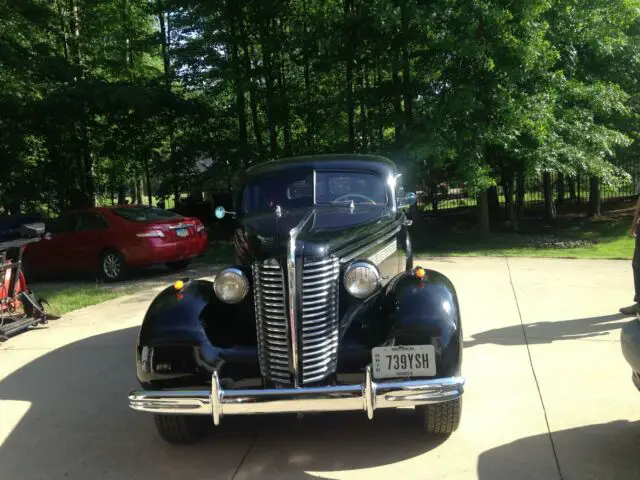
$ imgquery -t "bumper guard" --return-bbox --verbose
[128,366,465,425]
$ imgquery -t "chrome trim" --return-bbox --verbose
[129,367,465,424]
[253,261,290,384]
[286,210,316,387]
[367,239,397,266]
[343,261,381,299]
[213,268,249,304]
[340,226,401,264]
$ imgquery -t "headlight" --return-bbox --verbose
[344,262,380,299]
[213,268,249,304]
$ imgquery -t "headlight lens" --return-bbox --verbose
[344,262,380,299]
[213,268,249,304]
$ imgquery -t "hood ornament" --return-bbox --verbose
[349,200,355,213]
[275,205,282,218]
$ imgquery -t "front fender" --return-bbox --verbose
[381,269,462,377]
[136,279,260,388]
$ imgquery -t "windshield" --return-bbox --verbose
[112,207,181,222]
[242,170,389,214]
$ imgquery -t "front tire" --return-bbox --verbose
[153,414,207,445]
[100,250,126,282]
[416,397,462,435]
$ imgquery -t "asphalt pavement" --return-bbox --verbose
[1,257,639,480]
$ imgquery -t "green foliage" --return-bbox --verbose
[1,0,639,214]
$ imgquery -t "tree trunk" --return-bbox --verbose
[280,62,292,156]
[143,158,152,205]
[568,175,576,200]
[244,41,263,157]
[261,26,278,157]
[344,0,355,151]
[118,185,126,205]
[302,0,313,149]
[392,60,403,148]
[230,13,248,166]
[503,177,518,231]
[487,186,500,224]
[556,173,565,207]
[516,166,525,213]
[400,0,413,128]
[543,171,556,221]
[477,190,490,236]
[576,172,582,204]
[360,65,369,152]
[588,176,601,217]
[376,66,384,147]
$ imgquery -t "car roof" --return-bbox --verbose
[242,154,398,179]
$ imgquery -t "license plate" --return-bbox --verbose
[372,345,436,379]
[176,228,189,238]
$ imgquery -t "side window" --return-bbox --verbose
[77,212,109,232]
[49,214,79,235]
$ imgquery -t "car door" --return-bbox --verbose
[71,212,111,272]
[25,213,80,275]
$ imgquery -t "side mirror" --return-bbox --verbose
[214,206,236,219]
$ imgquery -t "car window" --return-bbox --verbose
[76,212,109,231]
[111,207,181,222]
[243,171,314,214]
[48,214,79,235]
[243,170,388,215]
[315,171,388,205]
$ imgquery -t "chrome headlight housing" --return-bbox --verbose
[213,268,249,304]
[344,261,381,299]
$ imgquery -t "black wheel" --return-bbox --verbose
[100,250,126,282]
[166,259,191,271]
[416,397,462,435]
[153,414,207,445]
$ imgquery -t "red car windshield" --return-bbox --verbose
[111,207,181,222]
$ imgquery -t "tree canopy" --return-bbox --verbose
[1,0,639,219]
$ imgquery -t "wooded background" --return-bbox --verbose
[2,0,640,230]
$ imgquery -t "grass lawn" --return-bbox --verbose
[34,284,145,316]
[413,205,636,260]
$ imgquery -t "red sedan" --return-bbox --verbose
[23,206,208,281]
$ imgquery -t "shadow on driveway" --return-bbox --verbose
[478,420,640,480]
[0,327,446,480]
[465,313,629,348]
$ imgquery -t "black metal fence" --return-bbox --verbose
[417,162,640,213]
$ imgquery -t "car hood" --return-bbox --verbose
[234,205,398,264]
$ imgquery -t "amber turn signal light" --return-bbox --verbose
[415,267,426,280]
[174,280,184,290]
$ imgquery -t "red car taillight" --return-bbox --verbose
[136,230,165,238]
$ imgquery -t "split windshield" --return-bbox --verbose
[242,170,388,215]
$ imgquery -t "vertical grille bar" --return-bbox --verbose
[253,260,291,385]
[300,256,340,384]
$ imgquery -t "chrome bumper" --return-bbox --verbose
[128,367,465,425]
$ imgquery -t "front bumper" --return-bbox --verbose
[128,366,465,425]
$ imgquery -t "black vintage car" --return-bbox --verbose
[128,154,465,444]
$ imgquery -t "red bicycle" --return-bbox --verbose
[0,223,49,341]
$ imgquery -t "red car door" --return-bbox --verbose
[24,213,81,276]
[70,211,111,271]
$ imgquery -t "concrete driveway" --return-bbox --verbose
[1,257,639,480]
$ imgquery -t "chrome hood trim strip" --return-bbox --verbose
[287,209,316,387]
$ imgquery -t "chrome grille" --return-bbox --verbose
[300,257,340,384]
[253,260,291,384]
